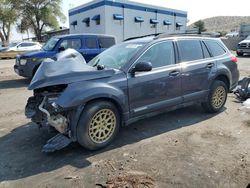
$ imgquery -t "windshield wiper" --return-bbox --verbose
[92,59,100,67]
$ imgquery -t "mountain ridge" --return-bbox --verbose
[188,16,250,32]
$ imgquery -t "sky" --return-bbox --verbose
[13,0,250,41]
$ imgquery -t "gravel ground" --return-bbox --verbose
[0,54,249,188]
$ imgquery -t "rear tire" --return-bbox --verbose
[202,80,228,113]
[77,101,120,150]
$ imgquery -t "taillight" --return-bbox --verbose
[231,55,238,63]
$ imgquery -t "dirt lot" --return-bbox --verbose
[0,55,250,188]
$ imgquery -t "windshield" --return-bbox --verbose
[246,35,250,40]
[88,42,145,69]
[42,37,60,51]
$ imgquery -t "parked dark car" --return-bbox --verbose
[14,34,116,78]
[25,34,239,152]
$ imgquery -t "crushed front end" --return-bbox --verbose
[25,84,72,152]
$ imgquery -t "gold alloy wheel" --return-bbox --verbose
[88,109,116,144]
[212,86,226,109]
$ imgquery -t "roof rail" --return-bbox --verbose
[155,32,220,39]
[124,33,163,41]
[124,32,220,42]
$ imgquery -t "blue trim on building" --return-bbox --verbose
[113,14,124,20]
[70,21,77,25]
[82,17,90,22]
[135,17,144,23]
[163,20,172,25]
[150,19,159,24]
[92,14,101,20]
[69,0,187,18]
[176,22,183,27]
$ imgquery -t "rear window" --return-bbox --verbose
[98,37,115,48]
[205,40,226,57]
[85,38,97,49]
[178,40,203,62]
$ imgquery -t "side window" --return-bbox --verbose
[201,42,211,58]
[60,39,81,49]
[205,40,226,57]
[137,41,175,68]
[85,38,97,49]
[98,37,115,48]
[19,43,31,47]
[178,40,203,62]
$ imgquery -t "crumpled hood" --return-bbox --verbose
[28,59,115,90]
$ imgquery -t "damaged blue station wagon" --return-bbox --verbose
[25,34,239,152]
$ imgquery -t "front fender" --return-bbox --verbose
[56,81,128,113]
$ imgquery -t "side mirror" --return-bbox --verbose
[58,46,65,52]
[131,61,152,74]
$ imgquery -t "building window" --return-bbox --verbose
[82,17,90,27]
[150,19,159,28]
[70,21,77,30]
[92,15,101,25]
[113,14,124,20]
[176,22,183,31]
[135,16,144,23]
[163,20,172,30]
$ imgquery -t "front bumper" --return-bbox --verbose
[13,64,29,77]
[237,48,250,53]
[14,57,34,78]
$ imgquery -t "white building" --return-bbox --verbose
[69,0,187,42]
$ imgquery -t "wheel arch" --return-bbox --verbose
[69,96,124,142]
[84,97,123,117]
[214,74,230,91]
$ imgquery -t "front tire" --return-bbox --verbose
[202,80,228,113]
[77,101,120,150]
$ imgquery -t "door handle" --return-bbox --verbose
[169,71,180,77]
[207,63,214,69]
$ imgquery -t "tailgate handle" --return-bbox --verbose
[207,63,214,68]
[169,71,180,77]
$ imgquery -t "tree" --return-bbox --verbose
[194,20,207,34]
[14,0,65,42]
[0,0,17,46]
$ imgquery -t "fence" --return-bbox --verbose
[221,37,243,51]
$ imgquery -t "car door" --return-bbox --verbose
[81,37,101,62]
[127,40,182,117]
[177,39,217,102]
[16,43,29,51]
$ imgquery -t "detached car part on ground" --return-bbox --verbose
[25,34,239,152]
